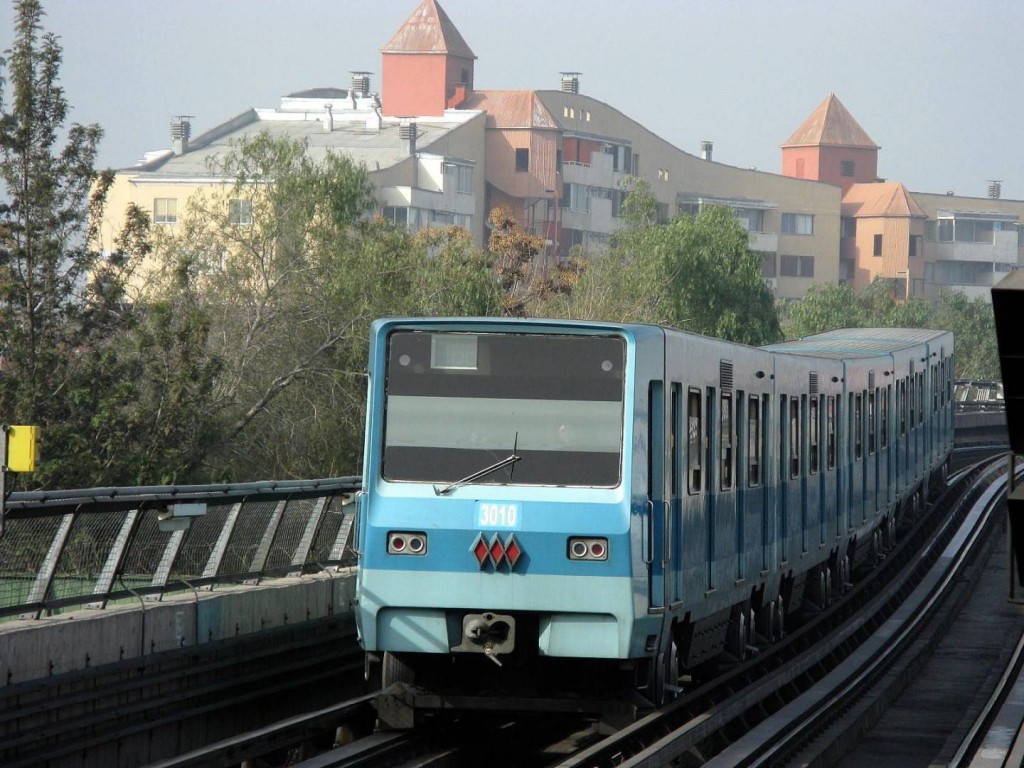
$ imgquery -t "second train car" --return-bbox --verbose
[354,318,954,715]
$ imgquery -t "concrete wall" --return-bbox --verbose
[0,569,356,687]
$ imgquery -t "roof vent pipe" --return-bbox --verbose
[171,116,193,155]
[701,141,713,161]
[323,103,334,133]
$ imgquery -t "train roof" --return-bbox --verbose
[762,327,951,359]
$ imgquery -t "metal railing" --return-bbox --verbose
[0,477,360,620]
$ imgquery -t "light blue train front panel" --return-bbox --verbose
[355,319,658,662]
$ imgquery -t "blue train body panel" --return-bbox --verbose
[355,318,954,695]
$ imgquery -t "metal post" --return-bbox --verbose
[1,426,7,538]
[1011,453,1021,603]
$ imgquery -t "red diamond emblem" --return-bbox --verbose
[471,534,489,567]
[504,535,522,568]
[488,534,505,567]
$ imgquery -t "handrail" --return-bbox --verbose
[0,477,362,620]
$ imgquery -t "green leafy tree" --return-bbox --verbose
[933,292,999,380]
[783,279,997,380]
[560,195,781,343]
[0,0,145,487]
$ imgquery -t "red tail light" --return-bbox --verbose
[568,537,608,561]
[388,531,427,555]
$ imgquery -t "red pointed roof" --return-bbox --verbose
[382,0,476,59]
[463,90,559,130]
[782,94,878,149]
[842,182,926,218]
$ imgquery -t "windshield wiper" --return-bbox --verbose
[433,454,521,496]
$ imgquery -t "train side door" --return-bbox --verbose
[647,380,667,611]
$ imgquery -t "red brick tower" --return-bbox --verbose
[381,0,476,118]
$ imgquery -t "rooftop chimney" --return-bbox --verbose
[701,141,713,161]
[560,71,580,94]
[400,121,417,157]
[171,116,193,155]
[351,71,372,97]
[988,180,1002,199]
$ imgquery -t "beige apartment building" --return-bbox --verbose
[99,0,1022,304]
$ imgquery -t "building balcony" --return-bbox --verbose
[932,230,1020,265]
[749,231,778,254]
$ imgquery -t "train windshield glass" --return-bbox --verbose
[382,331,625,487]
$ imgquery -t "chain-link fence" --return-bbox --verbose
[0,478,360,620]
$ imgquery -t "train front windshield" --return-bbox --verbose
[382,331,625,487]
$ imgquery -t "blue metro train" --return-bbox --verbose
[354,318,954,712]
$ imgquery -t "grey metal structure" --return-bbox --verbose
[0,477,360,620]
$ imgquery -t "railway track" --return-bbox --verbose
[0,616,364,767]
[546,453,1011,767]
[83,448,1009,768]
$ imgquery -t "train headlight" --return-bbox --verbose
[388,531,427,555]
[568,537,608,561]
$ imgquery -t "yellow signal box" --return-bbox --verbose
[6,425,39,473]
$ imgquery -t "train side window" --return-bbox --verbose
[854,393,863,461]
[720,393,733,490]
[899,379,907,436]
[671,384,681,497]
[809,396,820,474]
[921,374,929,428]
[908,377,916,428]
[932,364,939,413]
[687,388,702,494]
[881,387,889,449]
[826,395,836,469]
[868,390,876,455]
[790,396,800,479]
[748,395,761,486]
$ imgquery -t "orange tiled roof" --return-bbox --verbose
[382,0,476,59]
[463,90,559,130]
[842,182,926,218]
[783,94,878,149]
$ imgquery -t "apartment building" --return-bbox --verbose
[100,0,1022,303]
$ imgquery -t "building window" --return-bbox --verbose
[841,159,855,177]
[909,234,922,258]
[781,213,814,235]
[562,182,591,213]
[780,254,815,277]
[515,148,529,172]
[759,252,777,278]
[456,164,473,194]
[154,198,177,224]
[841,217,857,239]
[431,210,455,226]
[873,233,883,256]
[228,199,252,226]
[383,206,408,225]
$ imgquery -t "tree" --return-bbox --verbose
[0,0,144,488]
[556,198,781,344]
[145,133,502,480]
[933,292,999,380]
[782,279,998,380]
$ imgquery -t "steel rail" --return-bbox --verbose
[552,455,1004,768]
[704,457,1011,766]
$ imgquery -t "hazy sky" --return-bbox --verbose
[2,0,1020,200]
